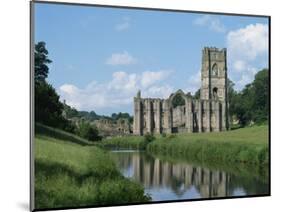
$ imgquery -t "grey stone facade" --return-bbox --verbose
[133,47,229,135]
[94,118,131,137]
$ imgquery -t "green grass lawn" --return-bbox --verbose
[102,125,268,166]
[147,125,269,165]
[100,135,147,150]
[34,131,150,209]
[35,123,93,145]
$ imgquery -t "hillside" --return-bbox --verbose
[34,124,150,209]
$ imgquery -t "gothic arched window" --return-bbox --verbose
[213,87,218,100]
[212,63,219,76]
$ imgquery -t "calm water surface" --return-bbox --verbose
[111,150,269,201]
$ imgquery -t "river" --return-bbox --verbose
[110,150,269,201]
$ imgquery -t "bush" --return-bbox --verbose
[144,133,155,143]
[75,121,102,142]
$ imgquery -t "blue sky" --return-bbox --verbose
[35,3,269,115]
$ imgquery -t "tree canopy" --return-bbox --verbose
[35,41,52,83]
[230,69,269,126]
[172,93,186,108]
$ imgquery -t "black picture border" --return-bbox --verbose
[30,0,271,211]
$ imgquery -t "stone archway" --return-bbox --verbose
[168,90,189,133]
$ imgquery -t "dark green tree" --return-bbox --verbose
[35,81,64,127]
[252,69,269,123]
[63,103,79,119]
[229,69,269,126]
[34,41,74,132]
[35,41,52,83]
[193,89,200,99]
[172,93,185,108]
[75,121,101,141]
[109,112,133,123]
[227,78,238,126]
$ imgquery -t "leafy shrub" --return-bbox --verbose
[75,121,102,142]
[144,133,155,143]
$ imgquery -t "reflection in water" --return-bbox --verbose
[111,150,269,201]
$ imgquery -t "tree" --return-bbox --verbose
[34,41,74,132]
[35,41,52,83]
[172,93,185,108]
[63,103,79,119]
[229,69,269,126]
[193,89,200,99]
[35,81,64,127]
[111,112,133,123]
[252,69,269,123]
[227,78,238,126]
[75,121,101,141]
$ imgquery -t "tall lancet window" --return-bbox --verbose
[212,63,219,76]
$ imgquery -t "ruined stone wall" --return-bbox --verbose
[133,47,229,135]
[133,93,225,135]
[95,118,131,137]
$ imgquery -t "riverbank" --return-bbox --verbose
[103,125,269,166]
[34,128,150,209]
[100,135,147,150]
[148,125,268,165]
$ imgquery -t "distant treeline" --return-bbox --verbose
[63,103,133,123]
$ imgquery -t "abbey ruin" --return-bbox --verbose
[133,47,229,135]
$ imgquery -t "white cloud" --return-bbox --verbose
[141,70,172,88]
[227,23,268,61]
[233,60,246,72]
[193,15,226,33]
[185,71,201,94]
[235,67,257,88]
[58,70,173,113]
[106,51,137,65]
[115,17,130,31]
[227,23,268,90]
[143,85,174,99]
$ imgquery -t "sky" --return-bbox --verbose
[34,2,269,116]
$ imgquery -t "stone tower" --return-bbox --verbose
[200,47,227,101]
[200,47,228,130]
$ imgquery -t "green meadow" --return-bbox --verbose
[147,125,268,166]
[104,125,269,166]
[100,135,148,150]
[34,130,150,209]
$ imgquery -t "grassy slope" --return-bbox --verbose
[35,123,92,145]
[147,125,269,165]
[35,131,150,209]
